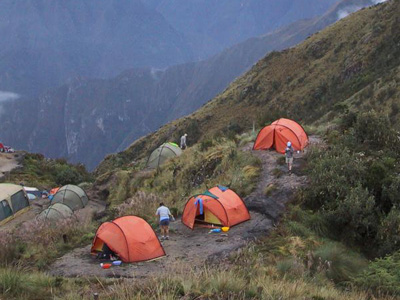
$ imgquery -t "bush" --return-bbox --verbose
[313,243,366,283]
[54,164,83,186]
[322,185,377,244]
[354,251,400,296]
[302,111,400,255]
[352,111,399,151]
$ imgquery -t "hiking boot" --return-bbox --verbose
[160,236,165,241]
[165,236,169,240]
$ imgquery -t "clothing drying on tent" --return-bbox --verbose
[50,187,60,195]
[23,187,41,198]
[91,216,165,263]
[0,183,30,225]
[37,203,74,222]
[253,118,309,153]
[147,142,182,169]
[52,184,88,211]
[181,186,250,229]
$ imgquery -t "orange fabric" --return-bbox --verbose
[50,187,60,195]
[182,187,250,229]
[91,216,165,263]
[253,118,308,153]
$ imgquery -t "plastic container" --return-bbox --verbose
[100,263,112,269]
[210,228,222,233]
[112,260,122,266]
[221,227,230,232]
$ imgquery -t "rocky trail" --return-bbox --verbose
[49,137,321,279]
[0,152,22,179]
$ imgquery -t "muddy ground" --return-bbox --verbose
[49,138,320,279]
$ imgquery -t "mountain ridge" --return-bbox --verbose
[95,0,399,175]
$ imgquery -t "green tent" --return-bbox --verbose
[37,203,74,222]
[147,142,182,169]
[52,184,89,211]
[0,183,30,225]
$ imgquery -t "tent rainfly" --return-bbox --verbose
[182,186,250,229]
[52,184,89,211]
[91,216,165,263]
[37,203,74,222]
[0,183,30,225]
[253,118,309,153]
[147,143,182,169]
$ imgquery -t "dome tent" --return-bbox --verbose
[182,185,250,229]
[147,142,182,169]
[52,185,88,211]
[91,216,165,263]
[253,118,309,153]
[37,203,74,222]
[0,183,30,225]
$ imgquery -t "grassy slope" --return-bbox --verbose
[96,0,399,176]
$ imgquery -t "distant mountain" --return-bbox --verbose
[0,0,385,170]
[145,0,339,60]
[0,0,346,98]
[0,0,192,96]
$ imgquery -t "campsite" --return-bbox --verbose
[50,140,308,279]
[0,132,310,282]
[0,1,400,299]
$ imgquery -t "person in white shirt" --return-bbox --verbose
[155,202,174,240]
[180,133,188,149]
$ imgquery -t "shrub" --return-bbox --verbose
[354,251,400,296]
[199,139,214,151]
[352,111,398,151]
[313,243,366,283]
[54,164,83,186]
[322,185,377,244]
[0,232,21,266]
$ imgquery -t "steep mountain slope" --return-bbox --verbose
[0,0,192,96]
[96,0,399,175]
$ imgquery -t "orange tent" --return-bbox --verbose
[182,186,250,229]
[91,216,165,263]
[253,118,309,153]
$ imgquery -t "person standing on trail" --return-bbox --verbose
[156,202,174,240]
[285,141,294,175]
[180,133,188,149]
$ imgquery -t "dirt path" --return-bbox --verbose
[0,152,22,179]
[49,137,319,278]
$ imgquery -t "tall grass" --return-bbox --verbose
[0,267,56,299]
[106,138,261,223]
[0,215,96,269]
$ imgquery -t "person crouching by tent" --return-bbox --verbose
[285,141,294,175]
[156,202,174,240]
[180,133,187,149]
[97,243,118,261]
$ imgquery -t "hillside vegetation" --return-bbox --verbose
[96,0,400,176]
[1,152,91,188]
